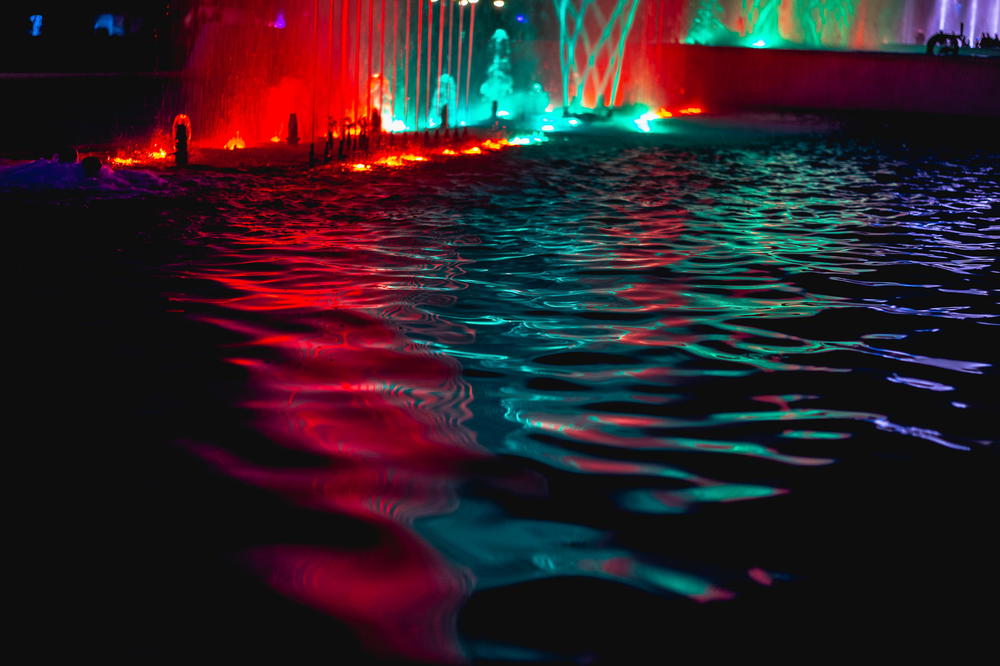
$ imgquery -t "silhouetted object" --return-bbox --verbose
[371,110,382,150]
[491,100,499,120]
[55,147,78,163]
[461,126,470,141]
[323,129,333,164]
[287,113,300,145]
[337,120,347,160]
[978,33,1000,49]
[927,31,962,55]
[358,117,369,153]
[174,123,189,166]
[80,156,102,178]
[172,114,192,166]
[441,104,449,130]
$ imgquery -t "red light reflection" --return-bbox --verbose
[172,201,483,663]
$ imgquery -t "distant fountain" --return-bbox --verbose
[479,29,513,114]
[179,0,483,148]
[930,0,1000,45]
[169,1,997,149]
[685,1,882,49]
[681,0,1000,50]
[432,74,458,127]
[553,0,643,112]
[369,73,395,132]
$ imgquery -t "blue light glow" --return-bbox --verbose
[94,14,125,36]
[29,14,43,37]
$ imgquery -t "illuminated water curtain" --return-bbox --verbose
[932,0,1000,44]
[684,0,1000,50]
[183,0,488,147]
[555,0,643,112]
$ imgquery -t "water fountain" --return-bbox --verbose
[432,73,458,127]
[180,0,486,149]
[479,28,513,114]
[681,1,1000,50]
[553,0,643,113]
[930,0,1000,46]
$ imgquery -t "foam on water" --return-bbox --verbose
[0,158,166,193]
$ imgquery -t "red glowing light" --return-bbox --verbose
[749,567,775,586]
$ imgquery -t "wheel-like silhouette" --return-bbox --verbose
[926,32,961,56]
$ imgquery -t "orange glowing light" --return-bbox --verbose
[371,154,431,168]
[678,107,704,115]
[655,108,674,118]
[110,157,138,167]
[224,132,247,150]
[148,148,168,159]
[341,136,518,175]
[270,136,282,143]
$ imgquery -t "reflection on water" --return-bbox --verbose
[150,129,996,662]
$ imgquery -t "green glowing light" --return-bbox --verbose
[676,484,785,503]
[781,430,852,440]
[555,0,642,112]
[685,0,867,50]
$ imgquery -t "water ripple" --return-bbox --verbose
[152,130,997,661]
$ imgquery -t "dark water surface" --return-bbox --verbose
[15,124,998,663]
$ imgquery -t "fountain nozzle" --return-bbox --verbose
[174,115,190,166]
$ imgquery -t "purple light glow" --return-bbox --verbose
[269,11,287,29]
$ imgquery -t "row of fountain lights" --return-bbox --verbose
[109,112,548,170]
[109,103,705,171]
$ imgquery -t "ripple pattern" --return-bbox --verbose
[158,130,998,662]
